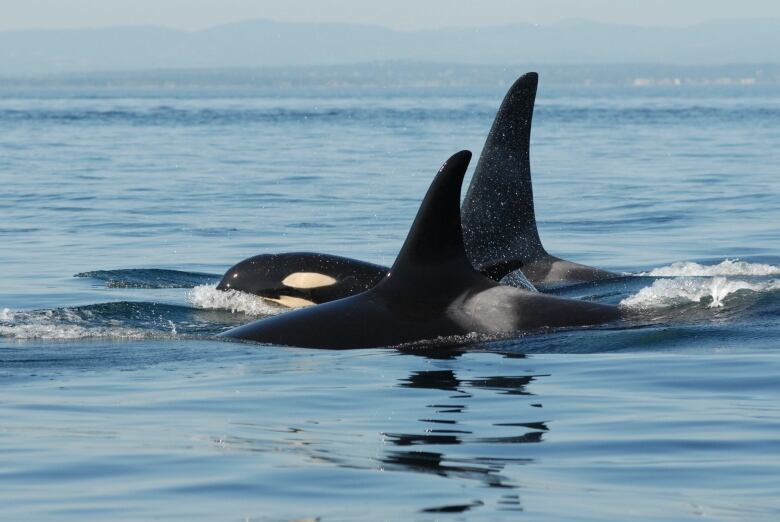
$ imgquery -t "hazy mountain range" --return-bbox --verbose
[1,18,779,76]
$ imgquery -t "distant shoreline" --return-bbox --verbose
[2,62,780,90]
[2,18,779,77]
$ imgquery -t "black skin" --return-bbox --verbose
[219,72,620,306]
[220,151,621,349]
[217,253,386,304]
[460,72,619,288]
[216,254,530,304]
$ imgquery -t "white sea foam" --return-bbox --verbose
[0,308,159,340]
[186,285,283,316]
[641,259,780,277]
[620,277,780,309]
[1,286,282,341]
[0,323,155,340]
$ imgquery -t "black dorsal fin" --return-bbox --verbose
[382,150,476,285]
[461,72,547,272]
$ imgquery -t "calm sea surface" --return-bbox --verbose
[1,79,779,520]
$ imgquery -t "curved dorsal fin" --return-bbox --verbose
[461,72,546,270]
[384,150,475,283]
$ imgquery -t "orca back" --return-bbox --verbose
[221,151,621,349]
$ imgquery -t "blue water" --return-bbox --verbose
[1,79,779,520]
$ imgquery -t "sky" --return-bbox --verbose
[1,0,779,31]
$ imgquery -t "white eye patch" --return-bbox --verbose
[282,272,337,289]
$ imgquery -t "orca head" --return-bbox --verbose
[217,255,288,295]
[217,252,386,307]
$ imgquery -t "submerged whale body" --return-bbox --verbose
[218,72,620,307]
[219,151,621,349]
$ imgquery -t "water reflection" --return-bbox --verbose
[400,369,460,391]
[463,374,539,395]
[421,499,485,513]
[384,433,463,446]
[215,351,547,515]
[385,360,548,513]
[395,345,469,360]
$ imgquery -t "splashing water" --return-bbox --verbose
[1,308,14,321]
[186,285,285,316]
[0,307,160,340]
[0,301,244,340]
[621,276,780,309]
[641,259,780,277]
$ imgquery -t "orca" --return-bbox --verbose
[216,252,534,306]
[216,252,386,308]
[219,151,621,349]
[218,72,619,307]
[460,73,620,288]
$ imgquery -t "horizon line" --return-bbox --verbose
[2,15,779,34]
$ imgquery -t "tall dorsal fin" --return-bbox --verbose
[461,72,547,271]
[384,150,475,283]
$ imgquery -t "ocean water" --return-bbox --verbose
[1,79,779,520]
